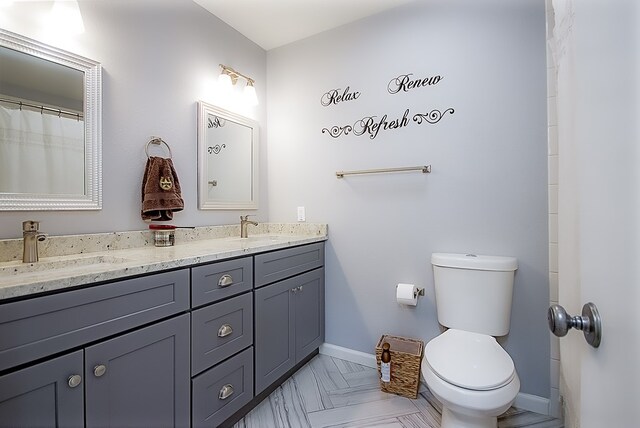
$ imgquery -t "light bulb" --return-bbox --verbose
[49,1,85,35]
[243,82,258,106]
[217,72,233,93]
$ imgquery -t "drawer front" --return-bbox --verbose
[0,269,189,372]
[192,257,253,307]
[191,293,253,376]
[192,346,253,428]
[254,242,325,288]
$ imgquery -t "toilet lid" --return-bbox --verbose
[425,329,515,391]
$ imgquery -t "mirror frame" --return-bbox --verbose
[197,101,259,210]
[0,28,102,211]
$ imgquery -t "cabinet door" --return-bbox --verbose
[85,314,190,428]
[254,279,295,395]
[295,268,325,363]
[0,350,84,428]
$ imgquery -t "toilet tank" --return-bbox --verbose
[431,253,518,336]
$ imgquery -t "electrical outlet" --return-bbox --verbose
[297,206,306,222]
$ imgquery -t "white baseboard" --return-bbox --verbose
[319,342,551,416]
[319,343,377,368]
[513,392,550,416]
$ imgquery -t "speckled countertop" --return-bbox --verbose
[0,223,328,300]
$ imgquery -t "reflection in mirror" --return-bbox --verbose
[197,101,258,210]
[0,29,102,210]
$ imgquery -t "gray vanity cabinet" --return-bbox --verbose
[85,314,190,428]
[254,244,325,395]
[0,350,84,428]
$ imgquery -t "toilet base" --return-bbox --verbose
[441,407,497,428]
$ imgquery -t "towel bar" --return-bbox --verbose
[336,165,431,178]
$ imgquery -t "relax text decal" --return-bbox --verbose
[321,72,454,140]
[321,86,361,106]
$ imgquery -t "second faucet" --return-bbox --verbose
[240,215,258,238]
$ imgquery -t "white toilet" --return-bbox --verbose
[422,253,520,428]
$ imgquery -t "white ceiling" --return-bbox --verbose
[192,0,415,51]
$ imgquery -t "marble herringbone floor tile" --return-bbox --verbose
[234,355,564,428]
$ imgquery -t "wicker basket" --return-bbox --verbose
[375,335,424,399]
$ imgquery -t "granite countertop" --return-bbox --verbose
[0,223,328,300]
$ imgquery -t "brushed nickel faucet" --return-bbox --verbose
[23,220,46,263]
[240,215,258,238]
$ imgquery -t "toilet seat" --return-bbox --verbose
[425,329,515,391]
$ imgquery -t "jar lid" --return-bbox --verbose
[149,224,176,230]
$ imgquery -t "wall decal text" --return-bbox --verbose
[322,107,455,140]
[321,86,361,106]
[207,115,225,128]
[387,73,443,94]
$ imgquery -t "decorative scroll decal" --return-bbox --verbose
[207,144,226,154]
[322,107,454,140]
[412,108,455,125]
[387,73,443,94]
[321,86,361,106]
[321,125,353,138]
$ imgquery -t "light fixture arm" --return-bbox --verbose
[219,64,255,86]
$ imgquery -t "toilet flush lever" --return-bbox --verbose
[547,302,602,348]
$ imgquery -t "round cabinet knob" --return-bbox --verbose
[93,364,107,377]
[67,374,82,388]
[547,302,602,348]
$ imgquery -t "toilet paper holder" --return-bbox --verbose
[415,288,425,297]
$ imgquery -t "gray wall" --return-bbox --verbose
[266,0,550,397]
[0,0,267,239]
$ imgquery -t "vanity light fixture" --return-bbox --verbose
[218,64,258,106]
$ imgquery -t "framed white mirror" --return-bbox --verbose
[197,101,258,210]
[0,28,102,210]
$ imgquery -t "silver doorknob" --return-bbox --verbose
[547,302,602,348]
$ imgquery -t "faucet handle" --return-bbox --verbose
[240,215,254,221]
[23,220,40,232]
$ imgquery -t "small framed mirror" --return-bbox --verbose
[0,28,102,210]
[197,101,258,210]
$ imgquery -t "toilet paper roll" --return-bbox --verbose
[396,283,418,306]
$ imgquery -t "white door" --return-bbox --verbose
[553,0,639,426]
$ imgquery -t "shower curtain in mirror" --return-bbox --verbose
[0,104,85,195]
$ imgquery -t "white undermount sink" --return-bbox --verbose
[231,235,283,243]
[0,255,130,276]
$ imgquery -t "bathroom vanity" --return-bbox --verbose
[0,225,326,427]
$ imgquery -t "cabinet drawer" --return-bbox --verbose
[0,269,189,372]
[191,292,253,376]
[192,257,253,307]
[192,346,253,428]
[254,242,324,288]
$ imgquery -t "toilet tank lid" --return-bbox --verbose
[431,253,518,271]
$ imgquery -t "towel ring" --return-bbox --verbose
[145,137,173,159]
